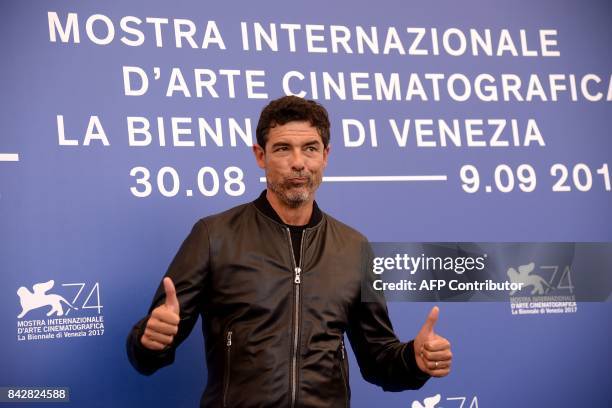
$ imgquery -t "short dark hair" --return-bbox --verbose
[256,96,330,149]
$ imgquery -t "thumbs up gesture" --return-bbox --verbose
[141,277,181,351]
[413,306,452,377]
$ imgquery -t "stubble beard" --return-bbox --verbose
[267,172,322,208]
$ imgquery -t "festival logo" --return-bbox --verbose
[15,279,105,342]
[17,280,78,318]
[506,263,552,296]
[507,262,577,316]
[412,393,480,408]
[412,394,441,408]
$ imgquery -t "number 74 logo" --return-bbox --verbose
[412,394,479,408]
[61,282,103,315]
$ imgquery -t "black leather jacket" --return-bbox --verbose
[127,195,429,407]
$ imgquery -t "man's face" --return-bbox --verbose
[253,121,329,208]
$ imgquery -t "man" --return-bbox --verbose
[127,96,452,407]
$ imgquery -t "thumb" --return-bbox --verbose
[163,277,180,314]
[419,306,439,338]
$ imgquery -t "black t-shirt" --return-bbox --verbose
[253,190,322,267]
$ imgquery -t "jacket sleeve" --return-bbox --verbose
[346,242,430,391]
[126,219,211,375]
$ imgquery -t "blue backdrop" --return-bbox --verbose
[1,0,611,407]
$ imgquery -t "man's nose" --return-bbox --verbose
[290,150,305,171]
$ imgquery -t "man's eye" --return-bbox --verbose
[306,146,318,152]
[275,146,288,152]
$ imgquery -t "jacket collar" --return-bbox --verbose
[253,190,323,228]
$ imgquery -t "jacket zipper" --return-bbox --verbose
[339,339,349,407]
[223,329,233,408]
[287,228,305,408]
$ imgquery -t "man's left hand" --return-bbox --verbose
[413,306,452,377]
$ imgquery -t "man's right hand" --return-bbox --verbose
[140,277,180,351]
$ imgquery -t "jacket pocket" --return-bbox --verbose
[338,339,350,406]
[223,329,233,408]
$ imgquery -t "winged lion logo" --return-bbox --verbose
[17,280,78,318]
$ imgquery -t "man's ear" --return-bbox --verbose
[323,144,330,168]
[253,144,266,169]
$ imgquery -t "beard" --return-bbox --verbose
[267,171,322,208]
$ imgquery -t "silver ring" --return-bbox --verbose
[434,361,438,368]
